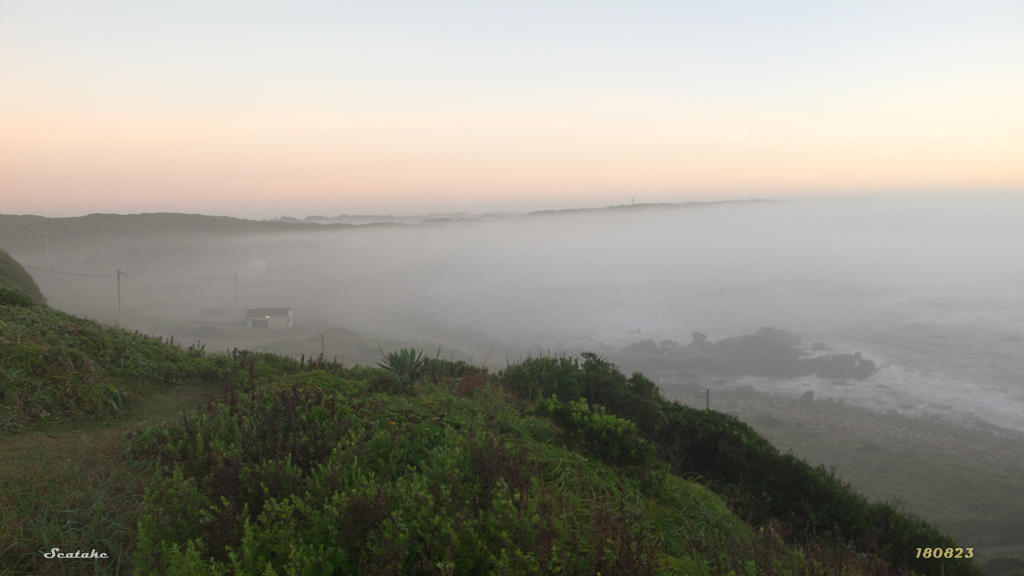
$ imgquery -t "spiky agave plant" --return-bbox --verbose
[377,347,427,381]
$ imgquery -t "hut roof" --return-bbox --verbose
[245,308,291,318]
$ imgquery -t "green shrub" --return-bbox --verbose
[498,354,584,403]
[499,353,667,433]
[128,381,677,575]
[537,396,656,469]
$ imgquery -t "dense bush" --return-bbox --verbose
[535,395,656,468]
[128,376,678,575]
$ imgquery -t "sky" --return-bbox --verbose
[2,1,1022,219]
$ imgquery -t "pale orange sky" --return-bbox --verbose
[2,2,1022,217]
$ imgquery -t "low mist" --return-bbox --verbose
[6,193,1024,433]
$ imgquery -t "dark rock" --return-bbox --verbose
[813,352,876,380]
[617,327,877,381]
[695,328,810,378]
[620,339,661,356]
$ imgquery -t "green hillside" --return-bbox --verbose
[0,294,986,574]
[0,247,47,305]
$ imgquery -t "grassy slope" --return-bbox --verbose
[0,297,224,433]
[0,248,46,304]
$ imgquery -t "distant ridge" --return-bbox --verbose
[0,213,357,253]
[0,200,778,250]
[523,199,773,218]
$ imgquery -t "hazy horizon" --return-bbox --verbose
[6,191,1021,222]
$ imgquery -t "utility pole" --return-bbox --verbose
[321,333,325,361]
[116,269,122,327]
[234,271,239,322]
[43,232,50,270]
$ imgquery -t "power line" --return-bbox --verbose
[123,272,236,280]
[121,275,351,348]
[121,275,240,323]
[22,264,356,352]
[23,265,114,278]
[24,264,239,281]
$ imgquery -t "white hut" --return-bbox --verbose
[245,308,293,330]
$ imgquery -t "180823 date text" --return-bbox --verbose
[917,548,974,559]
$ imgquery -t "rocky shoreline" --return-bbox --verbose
[619,327,878,381]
